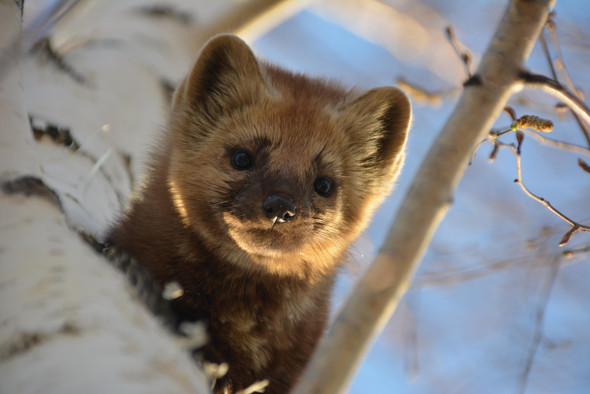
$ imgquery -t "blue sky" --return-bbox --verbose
[255,1,590,392]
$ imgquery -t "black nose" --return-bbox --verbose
[263,196,296,223]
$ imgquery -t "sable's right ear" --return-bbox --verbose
[340,87,411,178]
[172,34,268,121]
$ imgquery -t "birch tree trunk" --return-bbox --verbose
[0,1,306,393]
[0,1,211,392]
[294,0,557,393]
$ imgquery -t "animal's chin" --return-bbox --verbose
[227,226,307,260]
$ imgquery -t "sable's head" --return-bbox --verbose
[167,34,411,278]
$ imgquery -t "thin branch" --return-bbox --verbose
[578,158,590,173]
[445,25,472,78]
[411,228,587,289]
[403,293,420,383]
[472,106,590,246]
[522,129,590,157]
[293,1,557,392]
[511,141,590,238]
[545,13,585,106]
[562,245,590,258]
[199,0,316,42]
[502,105,590,155]
[539,22,590,147]
[308,0,467,87]
[472,107,580,165]
[521,71,590,127]
[501,105,590,156]
[539,23,558,80]
[396,77,459,107]
[469,136,497,164]
[414,256,531,288]
[518,256,561,394]
[482,139,590,246]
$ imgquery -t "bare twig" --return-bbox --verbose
[562,245,590,258]
[413,235,589,288]
[539,18,590,147]
[413,254,548,288]
[545,12,584,104]
[521,71,590,127]
[472,110,561,163]
[403,293,420,383]
[539,16,558,79]
[396,77,458,107]
[479,138,590,246]
[473,104,590,246]
[578,158,590,173]
[200,0,316,42]
[518,256,561,394]
[522,129,590,157]
[445,25,472,78]
[308,0,467,87]
[512,146,590,245]
[469,137,496,164]
[293,1,556,392]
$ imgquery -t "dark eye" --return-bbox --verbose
[314,177,333,197]
[231,150,253,170]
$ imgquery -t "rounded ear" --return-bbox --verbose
[341,87,411,175]
[172,34,268,122]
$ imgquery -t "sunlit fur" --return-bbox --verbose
[110,34,411,393]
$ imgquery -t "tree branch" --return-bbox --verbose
[445,25,472,78]
[562,245,590,258]
[502,142,590,245]
[471,106,589,247]
[198,0,314,43]
[522,128,590,157]
[293,1,556,392]
[540,16,590,147]
[520,71,590,127]
[518,256,560,394]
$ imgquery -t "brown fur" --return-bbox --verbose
[109,34,411,393]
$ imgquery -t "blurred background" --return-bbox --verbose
[19,0,590,392]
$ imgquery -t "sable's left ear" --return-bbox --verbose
[342,87,411,174]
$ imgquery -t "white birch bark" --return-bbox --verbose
[1,1,304,393]
[0,0,210,392]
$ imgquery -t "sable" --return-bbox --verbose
[109,34,411,393]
